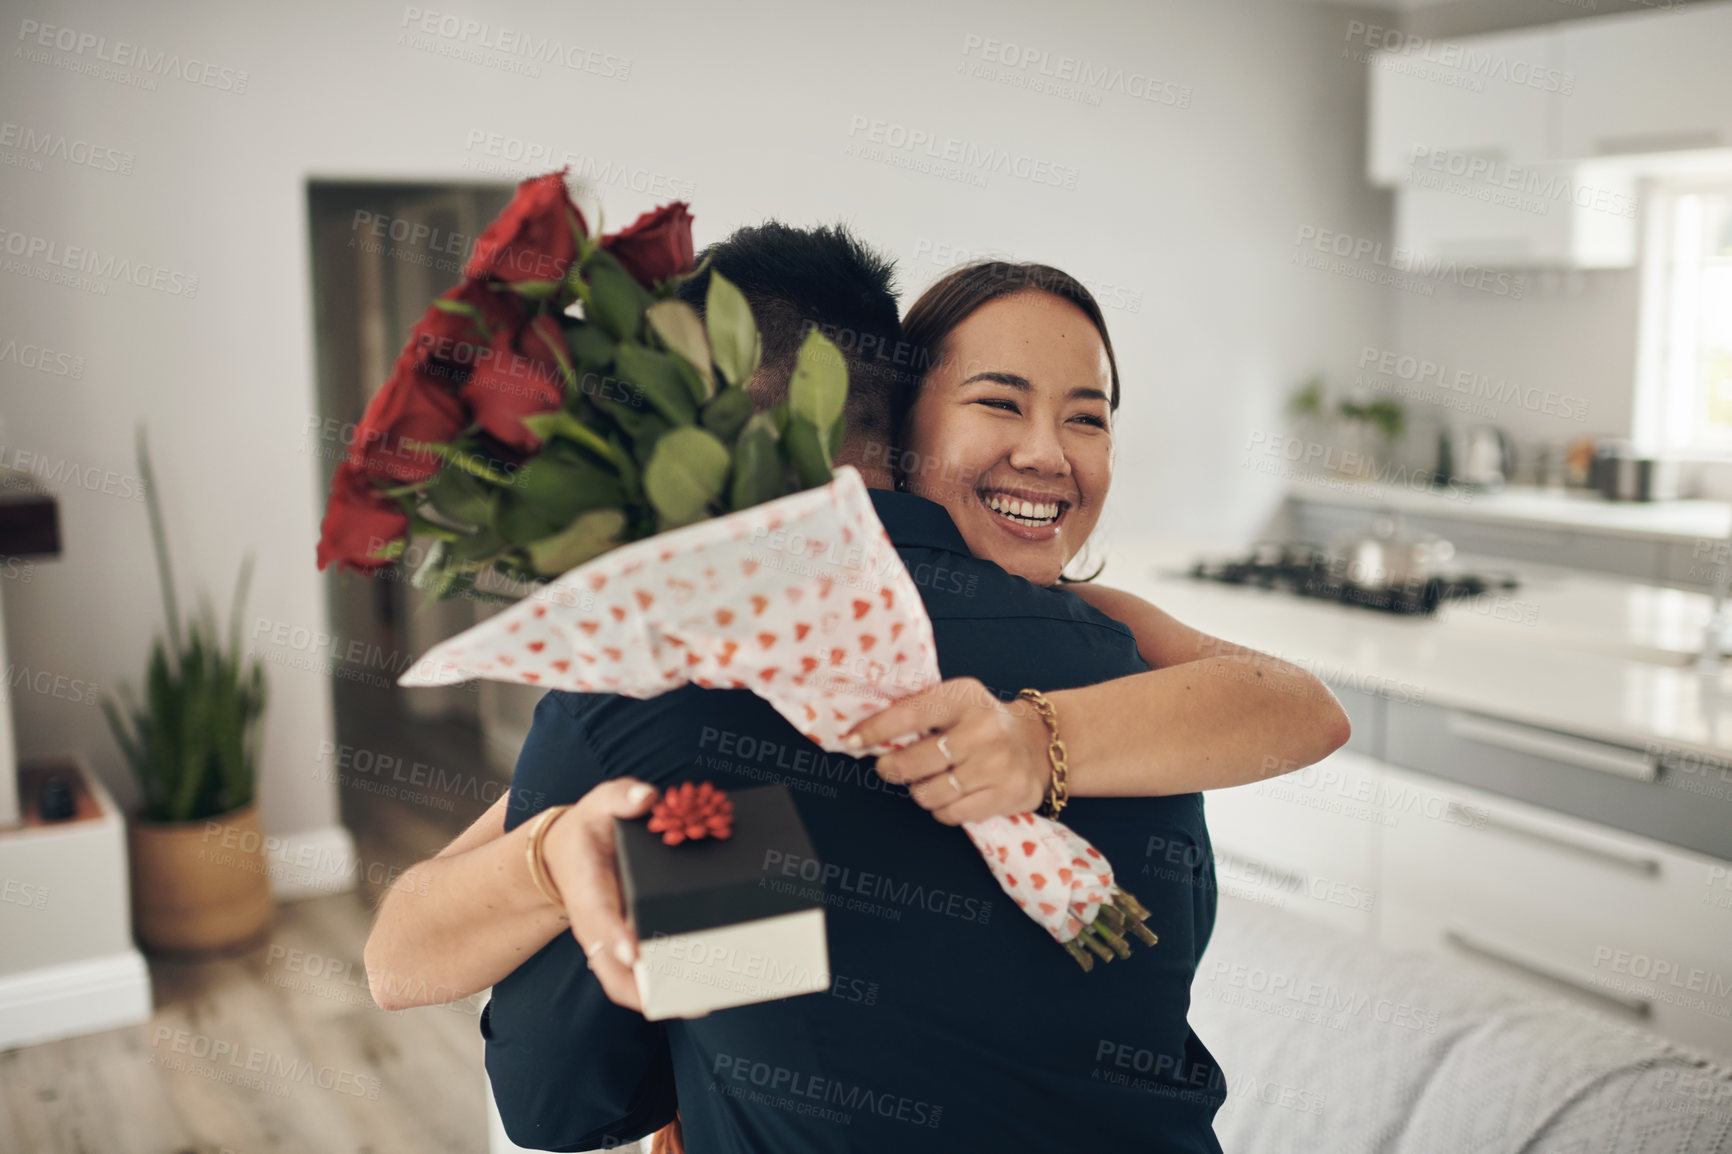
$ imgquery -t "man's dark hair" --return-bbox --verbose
[676,222,904,446]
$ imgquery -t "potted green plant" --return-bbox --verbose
[1287,378,1407,479]
[103,430,271,953]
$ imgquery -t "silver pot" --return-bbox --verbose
[1338,517,1455,586]
[1592,444,1679,502]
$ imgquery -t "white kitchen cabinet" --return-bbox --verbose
[1367,28,1560,186]
[1393,159,1638,268]
[1203,749,1382,937]
[1557,5,1732,161]
[1376,764,1732,1058]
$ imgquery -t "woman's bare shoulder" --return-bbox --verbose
[1065,581,1158,618]
[1064,582,1214,666]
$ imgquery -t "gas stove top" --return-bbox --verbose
[1189,545,1519,616]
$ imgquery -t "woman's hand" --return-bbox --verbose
[841,676,1051,825]
[540,778,660,1012]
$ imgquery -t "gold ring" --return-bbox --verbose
[936,734,954,767]
[948,771,962,795]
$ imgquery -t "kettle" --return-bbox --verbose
[1437,424,1512,490]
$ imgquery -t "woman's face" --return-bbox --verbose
[899,291,1115,586]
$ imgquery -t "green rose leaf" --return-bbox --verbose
[788,330,847,448]
[644,426,731,527]
[783,414,834,490]
[613,344,697,427]
[448,527,507,564]
[431,297,489,339]
[564,322,617,371]
[425,466,496,527]
[519,410,630,473]
[705,271,761,390]
[507,279,565,301]
[584,250,650,342]
[496,494,563,546]
[526,508,627,577]
[646,300,714,402]
[513,452,627,526]
[729,412,784,511]
[701,386,756,444]
[628,418,673,466]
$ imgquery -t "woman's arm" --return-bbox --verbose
[1053,582,1350,795]
[363,780,657,1011]
[847,583,1350,819]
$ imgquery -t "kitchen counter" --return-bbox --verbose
[1287,475,1732,546]
[1101,539,1732,763]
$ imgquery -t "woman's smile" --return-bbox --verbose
[973,483,1074,541]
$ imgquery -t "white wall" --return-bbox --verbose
[1389,268,1641,449]
[0,0,1391,833]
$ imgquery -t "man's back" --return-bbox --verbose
[485,489,1226,1154]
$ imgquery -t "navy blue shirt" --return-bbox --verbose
[483,488,1225,1154]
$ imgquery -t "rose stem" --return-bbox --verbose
[1063,938,1095,972]
[1114,888,1152,921]
[1091,920,1133,959]
[1078,929,1115,962]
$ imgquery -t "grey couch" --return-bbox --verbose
[491,895,1732,1152]
[1191,895,1732,1153]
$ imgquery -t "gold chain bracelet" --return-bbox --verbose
[1017,688,1069,818]
[525,804,573,910]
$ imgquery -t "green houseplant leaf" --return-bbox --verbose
[105,428,266,823]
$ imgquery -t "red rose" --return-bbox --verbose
[466,169,586,285]
[458,312,566,451]
[599,202,694,288]
[316,462,410,573]
[348,341,469,484]
[409,279,526,375]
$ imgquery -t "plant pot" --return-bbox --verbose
[129,802,274,954]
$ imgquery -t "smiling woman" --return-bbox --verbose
[896,261,1121,587]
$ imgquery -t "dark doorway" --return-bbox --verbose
[305,181,541,870]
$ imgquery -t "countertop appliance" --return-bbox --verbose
[1437,423,1513,490]
[1590,440,1681,502]
[1190,543,1518,616]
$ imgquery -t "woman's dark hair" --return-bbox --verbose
[895,260,1121,437]
[895,261,1121,584]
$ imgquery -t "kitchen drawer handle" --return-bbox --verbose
[1444,929,1652,1019]
[1446,713,1658,782]
[1214,849,1306,895]
[1445,803,1663,878]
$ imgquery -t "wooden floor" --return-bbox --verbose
[2,694,503,1154]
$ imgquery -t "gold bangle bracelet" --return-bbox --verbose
[1017,688,1069,818]
[525,804,573,910]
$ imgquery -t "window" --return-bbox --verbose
[1635,184,1732,453]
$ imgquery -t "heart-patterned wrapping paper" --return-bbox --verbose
[399,464,1142,951]
[400,466,941,751]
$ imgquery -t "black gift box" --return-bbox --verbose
[615,784,830,1020]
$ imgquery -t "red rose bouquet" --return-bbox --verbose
[317,169,845,599]
[321,170,1157,971]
